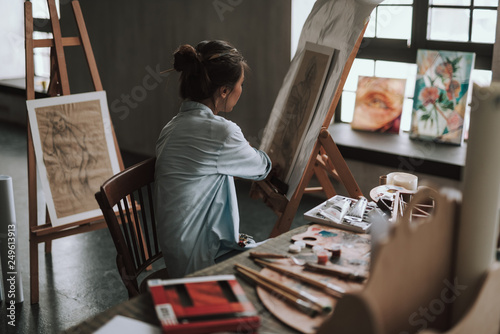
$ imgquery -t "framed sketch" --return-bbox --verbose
[266,42,335,182]
[351,76,406,134]
[410,49,475,145]
[26,91,121,227]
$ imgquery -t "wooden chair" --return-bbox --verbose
[95,157,169,298]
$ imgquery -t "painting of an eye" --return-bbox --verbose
[364,93,392,110]
[351,76,406,134]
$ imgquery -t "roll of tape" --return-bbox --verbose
[0,175,24,304]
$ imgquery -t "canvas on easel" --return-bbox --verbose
[26,92,121,227]
[254,0,383,237]
[25,0,124,303]
[267,42,336,183]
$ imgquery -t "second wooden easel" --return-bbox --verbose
[25,0,124,303]
[252,24,367,238]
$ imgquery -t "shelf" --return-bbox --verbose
[0,76,49,97]
[329,123,466,180]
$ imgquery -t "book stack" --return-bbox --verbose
[148,275,260,333]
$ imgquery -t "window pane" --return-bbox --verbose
[364,10,376,38]
[430,0,470,5]
[344,59,375,91]
[374,61,417,98]
[428,8,470,42]
[376,6,413,39]
[291,0,316,59]
[474,0,498,7]
[32,0,60,19]
[471,69,492,86]
[341,91,356,123]
[400,99,414,132]
[33,31,52,78]
[0,0,25,79]
[471,9,497,43]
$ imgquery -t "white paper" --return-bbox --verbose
[94,315,161,334]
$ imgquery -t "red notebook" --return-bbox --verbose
[148,275,260,334]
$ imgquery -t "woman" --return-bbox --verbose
[154,40,272,278]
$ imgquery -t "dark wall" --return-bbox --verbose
[60,0,291,156]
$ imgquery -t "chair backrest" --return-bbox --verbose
[95,157,162,298]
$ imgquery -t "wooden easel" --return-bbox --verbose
[24,0,124,304]
[252,24,367,238]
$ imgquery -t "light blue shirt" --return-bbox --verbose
[154,101,271,278]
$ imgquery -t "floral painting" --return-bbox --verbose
[410,49,475,145]
[351,76,406,134]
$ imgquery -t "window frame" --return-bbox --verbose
[336,0,496,122]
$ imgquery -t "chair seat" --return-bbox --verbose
[139,267,170,294]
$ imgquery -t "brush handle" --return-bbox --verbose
[304,262,367,282]
[254,259,344,298]
[249,251,289,259]
[235,264,323,315]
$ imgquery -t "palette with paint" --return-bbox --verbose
[254,224,371,334]
[291,224,370,260]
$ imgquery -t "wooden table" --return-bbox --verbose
[63,224,312,333]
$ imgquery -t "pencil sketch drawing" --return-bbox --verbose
[267,45,332,182]
[43,111,97,204]
[33,98,116,220]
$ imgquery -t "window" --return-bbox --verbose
[291,0,317,59]
[364,0,414,40]
[340,0,497,132]
[0,0,59,81]
[0,1,25,80]
[428,0,497,43]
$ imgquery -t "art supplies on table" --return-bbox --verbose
[303,195,379,233]
[235,263,331,316]
[369,184,408,203]
[244,224,371,334]
[370,184,434,223]
[148,275,260,334]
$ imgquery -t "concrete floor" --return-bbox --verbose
[0,121,323,333]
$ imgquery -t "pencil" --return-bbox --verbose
[234,264,331,313]
[254,258,344,298]
[234,266,320,317]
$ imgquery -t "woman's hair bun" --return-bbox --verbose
[173,44,200,72]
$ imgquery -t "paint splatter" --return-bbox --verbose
[318,230,337,237]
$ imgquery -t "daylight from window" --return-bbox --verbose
[341,0,497,133]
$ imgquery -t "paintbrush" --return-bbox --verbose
[234,265,321,317]
[304,262,367,282]
[234,264,331,313]
[254,258,344,298]
[249,251,289,259]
